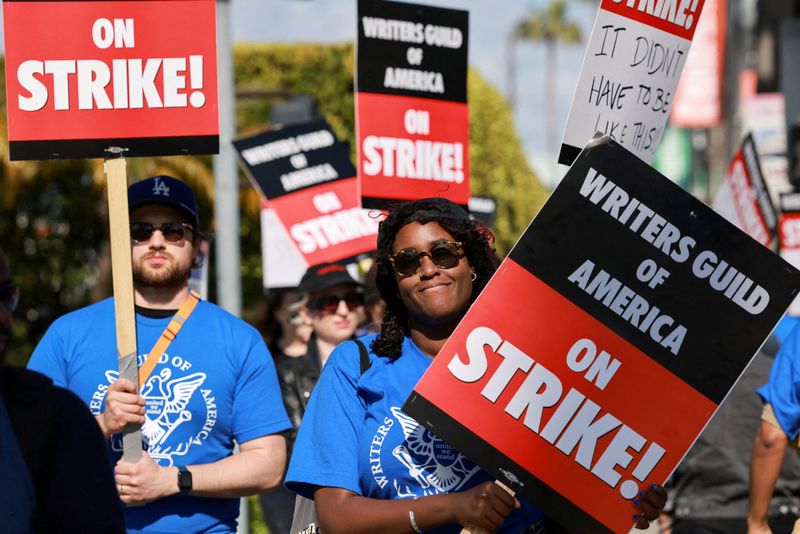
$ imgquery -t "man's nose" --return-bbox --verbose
[148,229,167,248]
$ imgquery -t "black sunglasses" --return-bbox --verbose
[308,292,365,315]
[389,241,465,278]
[0,281,20,312]
[130,222,195,244]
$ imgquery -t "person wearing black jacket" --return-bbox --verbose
[0,246,125,533]
[259,262,364,534]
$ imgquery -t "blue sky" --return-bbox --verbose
[1,0,597,186]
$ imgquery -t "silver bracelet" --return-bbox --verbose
[408,510,423,534]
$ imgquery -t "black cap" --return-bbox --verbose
[298,262,361,296]
[128,175,200,230]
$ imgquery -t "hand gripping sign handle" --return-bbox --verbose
[459,480,515,534]
[105,154,143,463]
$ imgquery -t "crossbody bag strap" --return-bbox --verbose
[138,292,200,389]
[354,339,372,375]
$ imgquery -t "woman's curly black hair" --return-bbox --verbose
[371,198,498,359]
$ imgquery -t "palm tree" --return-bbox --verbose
[511,0,582,184]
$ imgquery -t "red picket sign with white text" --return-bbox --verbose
[356,0,470,209]
[712,134,777,248]
[234,120,380,268]
[3,0,219,160]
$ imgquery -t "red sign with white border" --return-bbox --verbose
[3,0,219,160]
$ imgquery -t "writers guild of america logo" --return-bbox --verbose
[152,177,170,197]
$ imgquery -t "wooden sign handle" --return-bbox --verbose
[459,480,516,534]
[105,156,142,463]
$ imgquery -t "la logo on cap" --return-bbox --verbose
[153,177,170,197]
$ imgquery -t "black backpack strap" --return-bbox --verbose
[354,339,372,375]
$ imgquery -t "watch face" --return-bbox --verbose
[178,468,192,493]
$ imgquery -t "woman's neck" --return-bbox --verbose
[409,319,460,358]
[278,334,307,357]
[315,336,340,367]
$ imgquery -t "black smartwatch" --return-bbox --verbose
[177,465,192,495]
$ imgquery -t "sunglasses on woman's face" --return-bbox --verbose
[130,222,195,244]
[389,240,465,278]
[308,292,365,315]
[0,281,19,312]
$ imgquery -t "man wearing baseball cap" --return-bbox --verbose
[29,175,291,533]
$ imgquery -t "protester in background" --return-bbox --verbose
[261,288,312,358]
[28,176,291,533]
[285,198,666,533]
[749,322,800,534]
[0,246,125,533]
[660,334,800,534]
[260,262,363,533]
[357,260,386,336]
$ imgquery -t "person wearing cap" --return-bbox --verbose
[260,262,364,534]
[28,176,291,533]
[1,246,125,532]
[284,198,667,533]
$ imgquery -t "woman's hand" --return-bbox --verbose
[633,484,667,530]
[450,481,519,532]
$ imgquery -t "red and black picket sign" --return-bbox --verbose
[2,0,219,161]
[234,119,379,267]
[356,0,470,209]
[404,136,800,533]
[721,133,778,247]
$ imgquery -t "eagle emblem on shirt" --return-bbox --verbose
[390,406,480,496]
[140,368,206,462]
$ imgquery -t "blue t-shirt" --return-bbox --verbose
[28,297,291,533]
[758,322,800,439]
[286,334,543,533]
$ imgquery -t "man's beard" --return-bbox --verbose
[133,253,191,289]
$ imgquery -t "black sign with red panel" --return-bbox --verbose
[404,136,800,533]
[356,0,469,209]
[234,119,379,267]
[3,0,218,160]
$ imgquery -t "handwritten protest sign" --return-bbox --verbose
[3,0,218,160]
[560,0,705,166]
[712,134,777,249]
[405,136,800,533]
[356,0,470,208]
[234,119,379,267]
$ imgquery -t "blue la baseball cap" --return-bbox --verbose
[128,175,200,230]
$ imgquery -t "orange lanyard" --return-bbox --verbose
[138,292,200,389]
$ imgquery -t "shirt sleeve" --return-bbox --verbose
[27,323,68,388]
[285,341,364,500]
[757,327,800,439]
[231,333,292,444]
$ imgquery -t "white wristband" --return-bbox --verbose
[409,510,423,534]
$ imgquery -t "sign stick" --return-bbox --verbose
[460,481,515,534]
[105,154,143,463]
